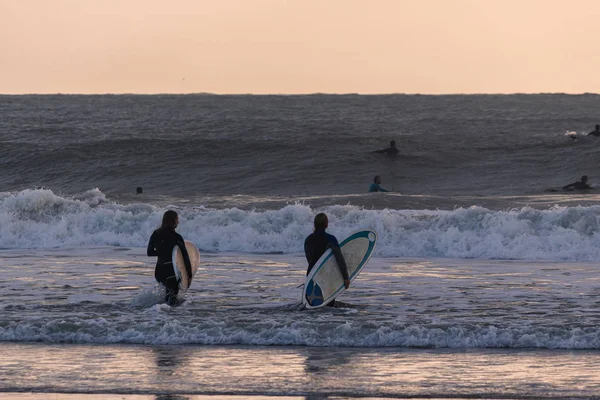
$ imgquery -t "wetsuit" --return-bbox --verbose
[147,228,192,304]
[304,228,349,307]
[563,181,591,191]
[374,147,399,155]
[369,183,389,192]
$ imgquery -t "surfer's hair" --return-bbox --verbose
[161,210,178,230]
[314,213,328,230]
[373,175,380,183]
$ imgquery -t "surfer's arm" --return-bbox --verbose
[379,187,390,192]
[176,236,193,280]
[327,236,350,286]
[331,245,350,289]
[562,183,575,191]
[146,231,159,256]
[331,246,349,279]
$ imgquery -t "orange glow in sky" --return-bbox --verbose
[2,0,600,94]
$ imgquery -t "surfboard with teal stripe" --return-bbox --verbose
[303,230,377,309]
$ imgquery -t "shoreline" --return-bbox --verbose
[2,343,600,399]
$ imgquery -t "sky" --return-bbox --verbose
[1,0,600,94]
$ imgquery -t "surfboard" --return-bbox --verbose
[172,240,201,290]
[303,230,377,309]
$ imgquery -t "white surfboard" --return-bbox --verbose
[303,230,377,309]
[172,240,201,290]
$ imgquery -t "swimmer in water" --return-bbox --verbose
[588,125,600,137]
[369,175,390,192]
[562,175,592,191]
[373,140,399,156]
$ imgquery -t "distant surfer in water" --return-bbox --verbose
[373,140,399,156]
[304,213,350,307]
[562,175,592,191]
[588,125,600,137]
[369,175,390,192]
[147,210,192,305]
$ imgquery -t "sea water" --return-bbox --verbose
[2,94,600,398]
[3,248,600,398]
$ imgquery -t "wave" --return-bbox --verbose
[4,93,600,201]
[2,188,600,260]
[1,312,598,349]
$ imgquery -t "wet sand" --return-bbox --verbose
[2,343,600,398]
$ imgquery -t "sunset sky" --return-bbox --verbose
[2,0,600,94]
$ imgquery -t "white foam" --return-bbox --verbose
[2,248,600,349]
[129,285,166,309]
[2,315,600,348]
[3,188,600,261]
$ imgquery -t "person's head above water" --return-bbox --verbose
[390,140,396,148]
[373,175,382,184]
[581,175,589,183]
[596,125,600,131]
[161,210,179,230]
[314,213,328,231]
[136,186,143,194]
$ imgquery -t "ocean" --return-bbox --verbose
[2,93,600,399]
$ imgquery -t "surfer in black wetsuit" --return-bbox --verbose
[304,213,350,307]
[563,175,592,191]
[147,210,192,305]
[588,125,600,137]
[373,140,399,156]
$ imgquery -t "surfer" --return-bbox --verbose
[147,210,192,305]
[588,125,600,137]
[304,213,350,307]
[369,175,390,192]
[562,175,592,191]
[373,140,399,156]
[136,187,143,194]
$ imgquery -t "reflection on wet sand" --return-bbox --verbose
[4,343,600,398]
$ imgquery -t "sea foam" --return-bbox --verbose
[1,316,599,349]
[2,188,600,261]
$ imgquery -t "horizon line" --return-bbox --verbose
[1,91,599,96]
